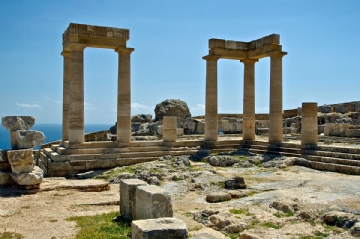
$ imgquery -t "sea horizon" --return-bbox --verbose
[0,123,113,150]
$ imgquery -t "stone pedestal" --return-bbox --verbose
[204,56,220,142]
[241,59,258,140]
[301,102,318,147]
[163,116,177,142]
[120,179,148,222]
[135,185,173,220]
[131,218,189,239]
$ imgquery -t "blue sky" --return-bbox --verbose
[1,1,359,124]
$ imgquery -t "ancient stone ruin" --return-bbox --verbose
[1,116,45,188]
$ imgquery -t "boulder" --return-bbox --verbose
[224,176,247,189]
[10,166,43,185]
[206,156,238,167]
[7,149,34,175]
[350,222,360,237]
[131,114,153,123]
[2,116,35,131]
[11,130,45,149]
[269,200,299,213]
[154,99,191,122]
[322,211,358,228]
[0,171,14,186]
[209,214,247,233]
[193,209,220,225]
[206,191,231,203]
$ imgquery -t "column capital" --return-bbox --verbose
[61,50,71,57]
[68,43,87,51]
[267,51,287,58]
[240,58,258,64]
[202,55,221,61]
[115,47,135,54]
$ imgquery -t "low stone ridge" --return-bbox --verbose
[12,130,45,149]
[131,217,189,239]
[154,99,191,122]
[2,116,35,131]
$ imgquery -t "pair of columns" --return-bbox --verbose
[61,44,133,147]
[204,52,286,143]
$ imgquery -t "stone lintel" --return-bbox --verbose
[62,23,129,50]
[209,34,280,51]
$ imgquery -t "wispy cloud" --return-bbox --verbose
[85,102,96,110]
[16,103,41,109]
[131,102,152,110]
[190,104,205,116]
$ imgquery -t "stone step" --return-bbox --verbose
[303,149,360,161]
[242,144,302,154]
[303,155,360,168]
[306,161,360,175]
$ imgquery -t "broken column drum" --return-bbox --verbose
[301,102,318,147]
[61,23,134,148]
[203,34,287,143]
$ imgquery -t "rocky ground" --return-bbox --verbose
[1,148,360,239]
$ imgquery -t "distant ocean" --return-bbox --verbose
[0,124,112,150]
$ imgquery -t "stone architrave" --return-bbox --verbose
[135,185,173,220]
[131,217,189,239]
[2,116,35,131]
[11,130,45,149]
[301,102,318,147]
[120,179,148,222]
[163,116,177,142]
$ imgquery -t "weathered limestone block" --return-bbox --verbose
[7,149,34,174]
[11,130,45,149]
[2,116,35,131]
[324,123,350,137]
[0,150,11,171]
[0,171,14,186]
[131,217,188,239]
[120,179,148,221]
[135,185,173,220]
[10,166,43,185]
[163,116,177,142]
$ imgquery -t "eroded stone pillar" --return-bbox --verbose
[69,44,86,146]
[268,52,286,143]
[301,102,318,147]
[115,47,134,146]
[204,56,220,142]
[241,58,258,140]
[61,51,70,144]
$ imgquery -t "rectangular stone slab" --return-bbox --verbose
[131,217,188,239]
[120,179,148,221]
[135,185,173,220]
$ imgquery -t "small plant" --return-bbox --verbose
[185,212,193,217]
[229,208,247,215]
[261,221,282,229]
[314,230,329,237]
[226,233,239,239]
[0,232,24,239]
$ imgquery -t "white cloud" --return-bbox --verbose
[131,102,152,110]
[16,103,41,109]
[190,104,205,116]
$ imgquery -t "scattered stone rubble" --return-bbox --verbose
[1,116,45,188]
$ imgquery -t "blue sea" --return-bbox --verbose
[0,124,112,150]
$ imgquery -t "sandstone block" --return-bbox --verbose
[135,185,173,220]
[10,166,43,185]
[120,179,148,221]
[131,217,188,239]
[2,116,35,131]
[11,130,45,149]
[7,149,34,174]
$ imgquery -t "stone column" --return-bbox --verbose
[301,102,318,147]
[115,47,134,146]
[204,55,220,142]
[68,44,86,146]
[268,52,286,143]
[163,116,177,142]
[61,51,70,144]
[241,58,258,140]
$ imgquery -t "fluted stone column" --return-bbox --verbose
[115,47,134,146]
[241,58,258,140]
[204,56,220,142]
[301,102,318,147]
[268,52,286,143]
[61,50,70,144]
[68,44,86,146]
